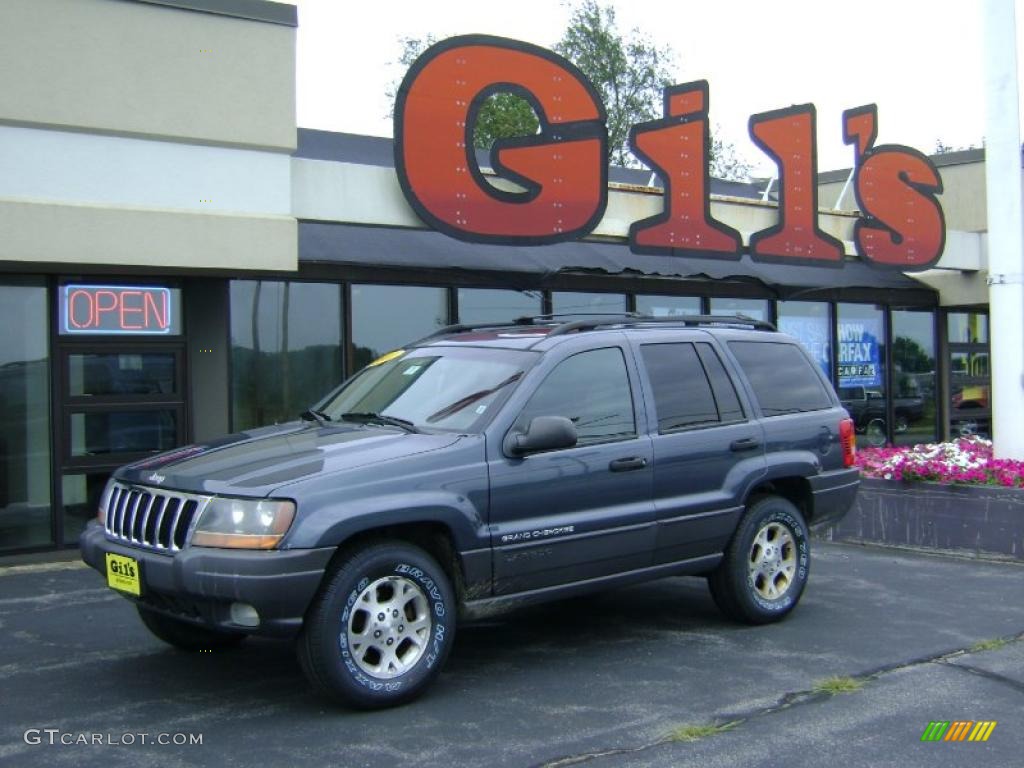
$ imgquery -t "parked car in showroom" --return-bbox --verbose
[81,314,860,708]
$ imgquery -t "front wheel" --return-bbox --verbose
[297,541,456,709]
[708,496,810,624]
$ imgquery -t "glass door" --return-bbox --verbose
[57,344,187,544]
[947,312,990,439]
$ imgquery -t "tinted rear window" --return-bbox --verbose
[728,341,832,416]
[640,343,719,431]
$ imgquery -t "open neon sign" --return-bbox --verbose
[395,35,945,270]
[60,285,178,335]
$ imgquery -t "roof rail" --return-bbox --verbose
[409,316,546,346]
[412,313,777,346]
[545,314,777,336]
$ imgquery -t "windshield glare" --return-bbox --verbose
[321,347,534,432]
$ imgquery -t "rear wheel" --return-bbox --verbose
[865,418,887,446]
[708,496,810,624]
[297,541,456,709]
[136,605,246,651]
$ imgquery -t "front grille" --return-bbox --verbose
[103,482,210,553]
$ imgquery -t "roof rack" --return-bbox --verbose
[545,313,777,336]
[413,313,776,346]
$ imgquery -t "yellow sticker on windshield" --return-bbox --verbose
[368,349,405,367]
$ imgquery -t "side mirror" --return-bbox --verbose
[504,416,578,456]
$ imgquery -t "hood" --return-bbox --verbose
[115,421,462,496]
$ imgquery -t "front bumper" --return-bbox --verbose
[80,522,334,637]
[808,468,861,528]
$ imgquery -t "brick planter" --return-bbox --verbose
[818,477,1024,560]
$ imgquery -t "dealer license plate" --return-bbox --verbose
[105,553,142,596]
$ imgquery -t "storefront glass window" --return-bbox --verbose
[948,311,990,439]
[709,297,769,321]
[635,295,701,317]
[777,301,831,379]
[0,282,52,551]
[947,312,988,344]
[551,292,627,317]
[837,303,887,447]
[457,288,543,325]
[892,311,937,445]
[351,284,448,371]
[230,281,344,431]
[61,472,107,545]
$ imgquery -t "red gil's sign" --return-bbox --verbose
[395,35,945,270]
[60,285,175,335]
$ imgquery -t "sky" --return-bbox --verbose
[292,0,1015,176]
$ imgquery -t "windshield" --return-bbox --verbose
[320,347,536,432]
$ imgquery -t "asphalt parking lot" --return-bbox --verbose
[0,542,1021,768]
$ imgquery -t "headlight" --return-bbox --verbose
[191,497,296,549]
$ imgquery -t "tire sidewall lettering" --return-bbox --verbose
[331,556,453,696]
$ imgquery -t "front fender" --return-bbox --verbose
[284,490,488,553]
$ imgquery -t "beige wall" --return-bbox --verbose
[935,161,988,232]
[0,199,296,272]
[0,0,297,272]
[820,156,990,232]
[0,0,295,151]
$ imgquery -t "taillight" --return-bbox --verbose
[839,418,856,467]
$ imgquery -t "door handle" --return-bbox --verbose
[609,456,647,472]
[730,437,761,452]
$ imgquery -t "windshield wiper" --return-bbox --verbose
[300,409,332,427]
[426,372,524,423]
[338,412,420,433]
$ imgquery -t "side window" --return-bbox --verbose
[640,343,719,432]
[728,341,832,416]
[515,347,635,443]
[695,343,745,422]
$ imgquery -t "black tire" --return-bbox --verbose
[297,541,456,709]
[708,496,810,625]
[136,605,246,651]
[865,418,887,446]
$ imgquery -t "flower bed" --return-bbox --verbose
[855,436,1024,489]
[818,437,1024,559]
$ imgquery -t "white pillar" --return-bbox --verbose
[983,0,1024,458]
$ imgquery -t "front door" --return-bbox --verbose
[486,344,655,595]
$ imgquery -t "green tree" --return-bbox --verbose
[893,336,934,373]
[554,0,670,168]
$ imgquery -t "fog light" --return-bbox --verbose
[230,602,260,628]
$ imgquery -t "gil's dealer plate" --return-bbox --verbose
[105,552,142,596]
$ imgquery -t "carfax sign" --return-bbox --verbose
[838,319,883,387]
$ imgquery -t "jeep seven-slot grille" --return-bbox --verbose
[103,482,209,552]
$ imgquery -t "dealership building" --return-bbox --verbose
[0,0,997,553]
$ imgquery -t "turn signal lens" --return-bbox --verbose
[839,418,856,467]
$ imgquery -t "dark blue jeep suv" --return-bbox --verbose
[81,314,860,708]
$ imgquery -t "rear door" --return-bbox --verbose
[724,337,843,469]
[628,331,766,564]
[486,338,655,595]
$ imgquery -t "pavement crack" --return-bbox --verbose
[532,630,1024,768]
[937,660,1024,695]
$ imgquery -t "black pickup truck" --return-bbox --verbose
[838,385,925,443]
[81,315,860,708]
